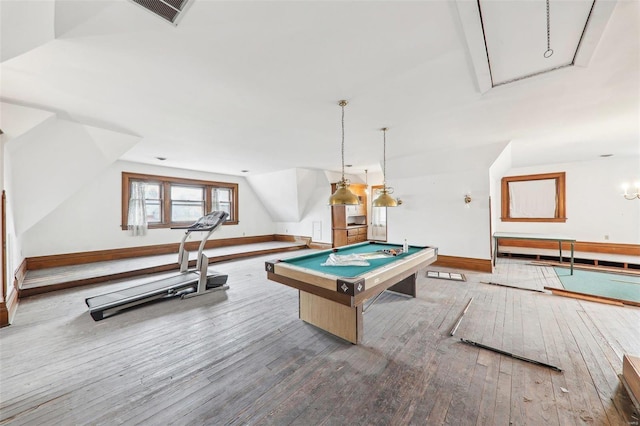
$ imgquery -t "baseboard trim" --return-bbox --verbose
[15,258,27,290]
[26,234,309,270]
[0,288,19,327]
[309,242,332,250]
[433,255,492,273]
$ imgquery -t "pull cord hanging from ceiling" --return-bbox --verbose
[544,0,554,58]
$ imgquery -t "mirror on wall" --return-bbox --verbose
[370,185,387,241]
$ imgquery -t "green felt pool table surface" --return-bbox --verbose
[280,242,424,278]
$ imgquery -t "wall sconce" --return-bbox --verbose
[464,194,472,207]
[622,182,640,200]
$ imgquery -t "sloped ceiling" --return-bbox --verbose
[0,0,638,178]
[5,112,140,234]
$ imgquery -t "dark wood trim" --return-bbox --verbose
[501,172,566,222]
[20,264,179,298]
[0,303,9,327]
[15,258,27,288]
[273,235,311,246]
[267,271,353,306]
[1,190,6,304]
[497,239,640,256]
[121,171,240,230]
[0,287,18,327]
[309,242,332,250]
[433,255,493,273]
[26,234,302,270]
[544,286,638,307]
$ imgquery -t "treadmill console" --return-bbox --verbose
[189,211,228,231]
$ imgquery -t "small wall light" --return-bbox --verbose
[622,182,640,200]
[464,194,472,207]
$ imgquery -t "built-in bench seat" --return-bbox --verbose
[497,246,640,270]
[19,237,310,297]
[496,239,640,271]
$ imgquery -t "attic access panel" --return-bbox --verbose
[131,0,191,25]
[478,0,595,86]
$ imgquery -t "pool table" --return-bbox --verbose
[265,241,438,344]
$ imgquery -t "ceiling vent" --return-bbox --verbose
[130,0,191,25]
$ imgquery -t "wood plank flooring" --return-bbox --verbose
[1,253,639,425]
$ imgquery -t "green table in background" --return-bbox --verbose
[493,232,575,275]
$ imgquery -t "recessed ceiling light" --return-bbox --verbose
[156,156,167,161]
[599,154,613,157]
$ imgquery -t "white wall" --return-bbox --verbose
[20,161,276,257]
[247,168,331,223]
[489,143,513,240]
[386,168,492,259]
[270,169,382,244]
[380,142,508,260]
[7,118,139,235]
[494,156,640,244]
[1,137,19,304]
[274,186,333,244]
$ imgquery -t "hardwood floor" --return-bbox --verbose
[1,253,638,425]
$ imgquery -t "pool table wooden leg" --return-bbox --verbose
[299,291,363,344]
[388,273,417,297]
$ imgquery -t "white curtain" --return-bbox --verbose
[127,181,148,236]
[509,179,557,218]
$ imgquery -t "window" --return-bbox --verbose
[171,185,204,223]
[212,187,234,221]
[142,182,162,223]
[122,172,238,229]
[501,172,566,222]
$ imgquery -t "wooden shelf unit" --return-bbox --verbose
[331,183,368,248]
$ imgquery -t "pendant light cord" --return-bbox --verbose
[341,102,346,182]
[382,128,387,188]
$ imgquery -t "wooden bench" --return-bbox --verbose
[495,237,640,272]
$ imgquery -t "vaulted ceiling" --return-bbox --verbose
[1,0,638,177]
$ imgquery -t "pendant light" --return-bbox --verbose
[372,127,399,207]
[364,169,369,195]
[328,100,360,206]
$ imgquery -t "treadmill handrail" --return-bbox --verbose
[174,211,228,272]
[171,211,228,232]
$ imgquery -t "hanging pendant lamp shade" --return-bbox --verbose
[329,181,360,205]
[372,188,398,207]
[373,127,400,208]
[329,100,360,206]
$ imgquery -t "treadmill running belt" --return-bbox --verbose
[86,272,199,308]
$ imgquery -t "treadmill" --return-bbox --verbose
[85,211,230,321]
